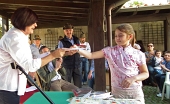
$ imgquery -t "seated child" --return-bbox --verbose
[152,50,164,75]
[155,51,170,97]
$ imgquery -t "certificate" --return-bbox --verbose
[62,48,85,51]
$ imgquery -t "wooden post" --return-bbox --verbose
[164,16,170,51]
[88,0,106,91]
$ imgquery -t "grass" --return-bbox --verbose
[143,85,170,104]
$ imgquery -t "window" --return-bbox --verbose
[141,22,164,45]
[73,28,84,38]
[45,29,58,50]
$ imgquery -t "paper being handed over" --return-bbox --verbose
[62,47,85,51]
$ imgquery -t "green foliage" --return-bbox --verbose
[129,1,144,6]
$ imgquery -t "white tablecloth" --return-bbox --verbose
[70,97,141,104]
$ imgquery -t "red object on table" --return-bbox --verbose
[19,84,38,104]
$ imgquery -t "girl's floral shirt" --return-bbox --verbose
[102,45,146,89]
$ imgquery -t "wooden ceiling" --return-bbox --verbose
[0,0,170,29]
[113,4,170,24]
[0,0,128,28]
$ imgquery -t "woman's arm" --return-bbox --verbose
[41,49,65,67]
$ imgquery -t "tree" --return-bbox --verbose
[129,0,144,7]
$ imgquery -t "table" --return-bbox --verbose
[24,91,74,104]
[20,90,38,104]
[24,91,141,104]
[70,97,141,104]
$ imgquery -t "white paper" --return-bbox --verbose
[91,92,112,99]
[62,48,86,51]
[25,86,37,92]
[82,91,92,99]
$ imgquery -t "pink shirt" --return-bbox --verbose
[102,45,146,89]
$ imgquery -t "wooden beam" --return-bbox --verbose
[165,16,170,50]
[37,19,88,28]
[7,11,88,18]
[119,4,170,13]
[0,0,89,9]
[112,13,170,24]
[154,10,160,14]
[30,0,90,3]
[38,15,86,20]
[91,0,106,91]
[132,11,137,16]
[0,10,10,18]
[2,8,88,15]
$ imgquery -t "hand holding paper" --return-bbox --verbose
[62,44,86,51]
[51,48,65,58]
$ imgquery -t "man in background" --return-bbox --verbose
[30,35,43,58]
[37,46,79,91]
[57,23,82,88]
[55,35,63,49]
[144,43,156,86]
[29,35,43,79]
[79,33,91,85]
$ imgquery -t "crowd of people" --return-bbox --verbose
[0,7,170,104]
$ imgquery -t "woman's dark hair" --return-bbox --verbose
[11,7,38,30]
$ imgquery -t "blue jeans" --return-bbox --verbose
[155,74,166,93]
[65,67,82,88]
[147,65,155,84]
[154,68,163,75]
[0,90,19,104]
[88,72,95,89]
[80,57,89,83]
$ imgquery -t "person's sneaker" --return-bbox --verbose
[83,81,87,85]
[156,93,162,97]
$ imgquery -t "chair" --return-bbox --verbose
[162,72,170,100]
[35,72,42,89]
[27,72,42,89]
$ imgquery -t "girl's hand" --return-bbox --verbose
[69,45,79,54]
[121,77,136,88]
[63,45,78,56]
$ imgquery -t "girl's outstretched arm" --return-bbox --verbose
[78,49,104,59]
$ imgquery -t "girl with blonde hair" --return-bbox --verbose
[72,24,149,104]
